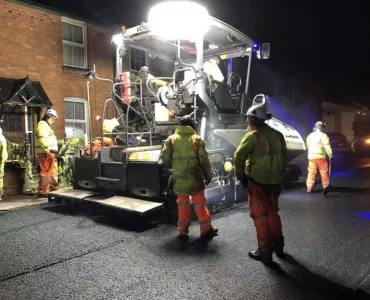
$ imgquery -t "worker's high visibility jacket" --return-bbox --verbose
[0,134,8,162]
[35,120,58,153]
[234,126,287,185]
[160,126,212,196]
[136,74,173,88]
[103,118,120,133]
[306,131,333,160]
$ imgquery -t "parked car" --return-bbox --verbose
[326,132,348,149]
[351,136,370,155]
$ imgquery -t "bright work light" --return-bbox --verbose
[148,1,210,40]
[112,33,123,46]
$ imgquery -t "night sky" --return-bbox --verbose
[29,0,370,103]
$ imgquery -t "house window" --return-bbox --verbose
[62,17,87,69]
[130,48,146,71]
[64,98,88,138]
[1,106,23,132]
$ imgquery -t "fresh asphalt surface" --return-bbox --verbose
[0,151,369,300]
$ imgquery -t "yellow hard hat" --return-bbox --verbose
[224,161,233,172]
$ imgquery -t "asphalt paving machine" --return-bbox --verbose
[50,2,306,218]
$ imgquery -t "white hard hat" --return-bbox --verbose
[140,66,150,72]
[46,108,58,118]
[246,94,271,120]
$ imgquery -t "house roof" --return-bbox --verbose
[0,75,53,108]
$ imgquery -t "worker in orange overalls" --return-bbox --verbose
[84,137,114,157]
[160,115,218,243]
[35,109,59,198]
[306,121,333,194]
[234,95,287,262]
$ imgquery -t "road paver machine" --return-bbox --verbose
[50,2,306,218]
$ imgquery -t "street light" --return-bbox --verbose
[148,1,210,40]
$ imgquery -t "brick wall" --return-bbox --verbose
[0,0,114,139]
[3,169,25,195]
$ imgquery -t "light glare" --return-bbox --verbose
[112,33,123,46]
[148,1,210,40]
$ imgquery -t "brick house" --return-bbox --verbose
[0,0,115,142]
[0,0,175,195]
[0,0,119,195]
[0,0,175,145]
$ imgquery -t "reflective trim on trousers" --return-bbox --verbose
[177,201,190,207]
[252,215,269,221]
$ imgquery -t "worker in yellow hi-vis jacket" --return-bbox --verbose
[35,109,59,198]
[306,121,333,194]
[0,126,8,201]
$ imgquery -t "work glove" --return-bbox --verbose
[50,149,59,156]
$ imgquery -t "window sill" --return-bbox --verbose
[62,65,90,75]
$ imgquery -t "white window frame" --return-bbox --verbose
[62,17,88,69]
[64,97,89,138]
[129,46,148,72]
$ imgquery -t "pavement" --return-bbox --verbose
[0,153,369,300]
[0,195,47,212]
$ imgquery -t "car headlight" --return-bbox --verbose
[365,138,370,145]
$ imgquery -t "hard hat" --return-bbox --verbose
[140,66,150,72]
[46,108,58,119]
[245,94,271,120]
[178,114,195,129]
[314,121,326,130]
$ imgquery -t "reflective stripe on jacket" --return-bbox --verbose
[0,134,8,162]
[234,126,287,185]
[306,131,333,160]
[35,120,58,153]
[160,126,212,195]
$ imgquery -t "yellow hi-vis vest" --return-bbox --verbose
[35,120,58,153]
[0,134,8,162]
[160,126,212,196]
[306,131,333,160]
[103,118,120,133]
[234,126,287,185]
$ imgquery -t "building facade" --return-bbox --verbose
[0,0,115,141]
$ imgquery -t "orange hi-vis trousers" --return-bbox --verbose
[177,190,213,236]
[248,181,283,253]
[37,153,59,195]
[306,159,329,192]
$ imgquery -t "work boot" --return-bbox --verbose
[322,186,330,197]
[248,248,272,263]
[176,235,190,250]
[272,236,285,259]
[307,189,312,193]
[177,235,189,243]
[201,227,219,240]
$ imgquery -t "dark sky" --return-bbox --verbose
[29,0,370,97]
